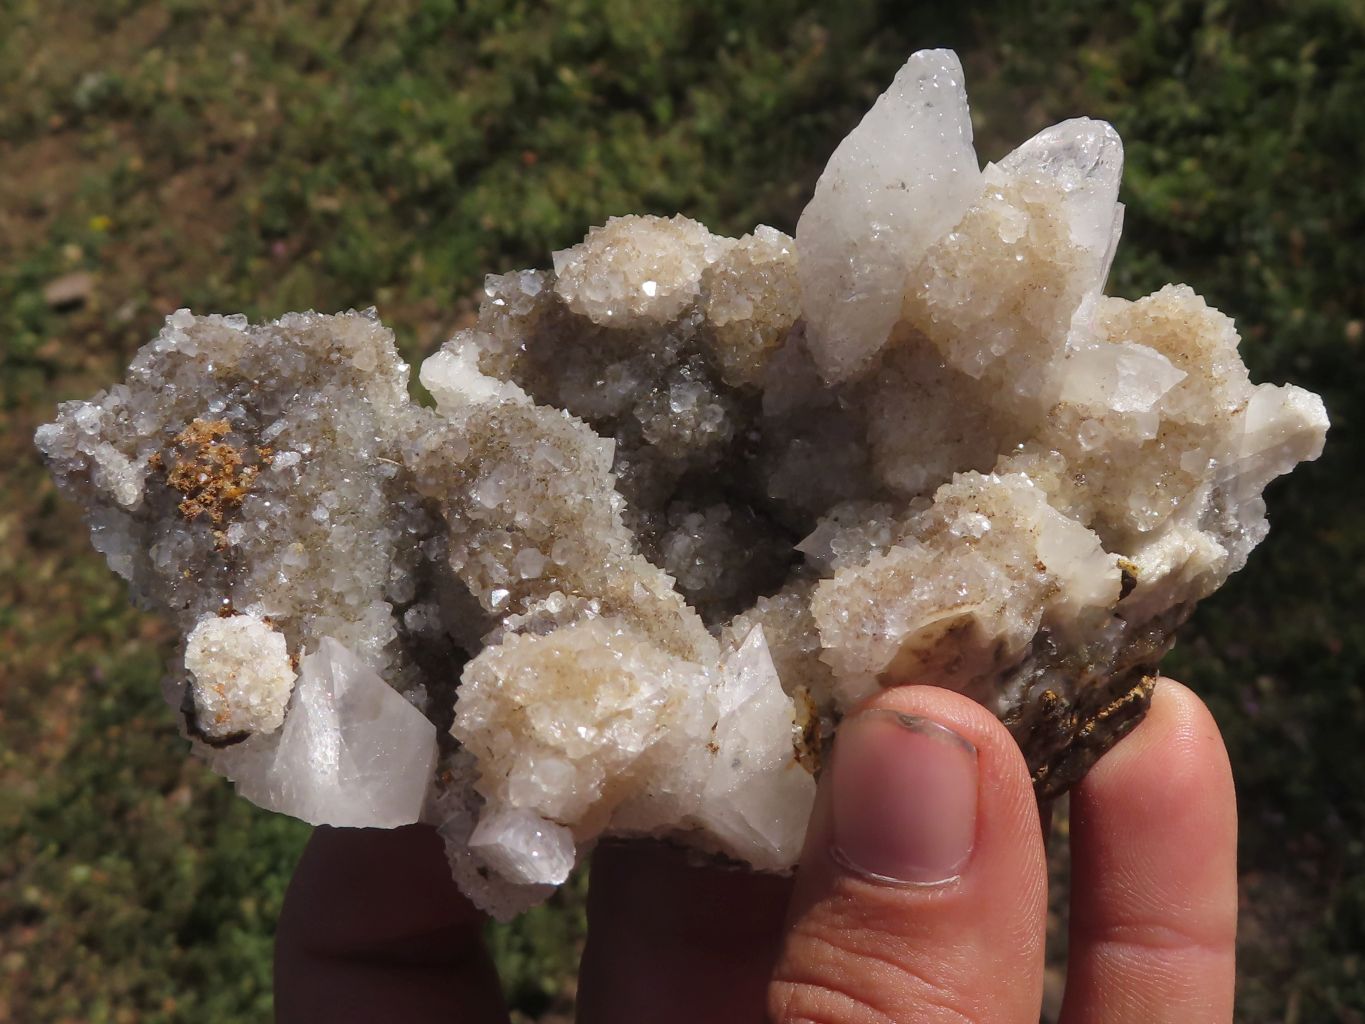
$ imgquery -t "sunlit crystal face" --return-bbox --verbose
[36,48,1326,920]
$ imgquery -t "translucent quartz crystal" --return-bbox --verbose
[797,49,982,382]
[37,49,1328,918]
[219,638,439,829]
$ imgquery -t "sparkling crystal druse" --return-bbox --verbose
[37,50,1328,917]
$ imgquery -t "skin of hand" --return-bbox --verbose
[274,678,1237,1023]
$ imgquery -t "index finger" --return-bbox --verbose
[1060,678,1239,1024]
[275,824,508,1023]
[577,840,794,1023]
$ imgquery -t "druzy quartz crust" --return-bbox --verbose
[35,50,1328,918]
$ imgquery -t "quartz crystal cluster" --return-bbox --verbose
[36,50,1327,917]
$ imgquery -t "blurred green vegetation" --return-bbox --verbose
[1,1,1361,1020]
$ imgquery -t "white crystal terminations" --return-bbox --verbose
[36,50,1327,919]
[797,49,982,381]
[208,639,439,829]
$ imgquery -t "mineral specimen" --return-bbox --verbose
[36,49,1328,918]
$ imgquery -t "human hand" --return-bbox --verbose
[274,678,1237,1023]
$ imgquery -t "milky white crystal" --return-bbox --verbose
[223,638,438,829]
[37,49,1327,918]
[467,808,577,887]
[692,625,816,870]
[797,48,981,382]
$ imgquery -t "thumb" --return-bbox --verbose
[770,685,1047,1024]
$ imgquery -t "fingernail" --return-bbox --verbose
[831,709,978,886]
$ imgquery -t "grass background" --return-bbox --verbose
[1,0,1362,1020]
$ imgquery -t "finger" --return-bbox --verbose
[274,824,508,1024]
[770,685,1048,1024]
[1059,678,1237,1024]
[577,839,794,1023]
